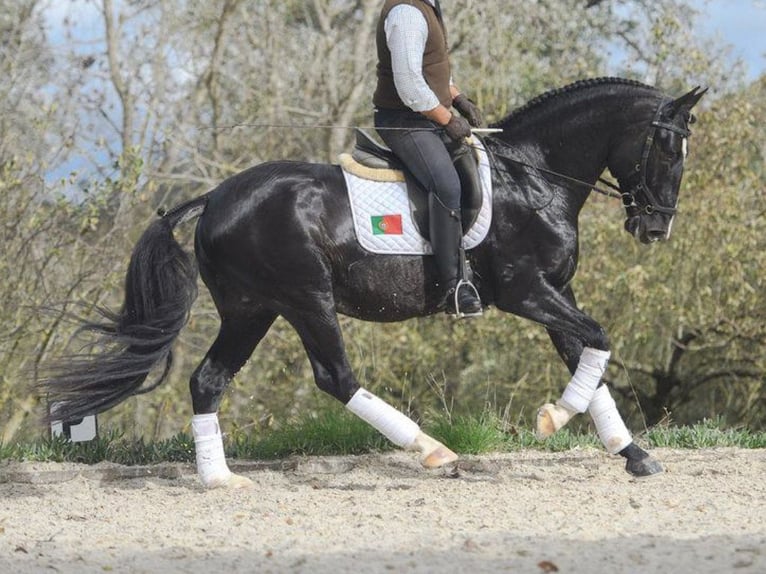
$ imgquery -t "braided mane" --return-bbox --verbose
[493,77,659,128]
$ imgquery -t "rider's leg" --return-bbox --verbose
[375,109,481,316]
[428,193,482,316]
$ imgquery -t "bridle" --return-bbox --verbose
[483,98,692,217]
[619,100,692,217]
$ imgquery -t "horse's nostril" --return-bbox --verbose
[624,217,640,236]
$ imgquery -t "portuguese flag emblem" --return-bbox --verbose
[371,214,403,235]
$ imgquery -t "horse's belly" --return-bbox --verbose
[332,256,436,322]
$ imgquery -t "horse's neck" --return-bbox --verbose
[499,90,655,188]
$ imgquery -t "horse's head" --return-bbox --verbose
[611,86,707,244]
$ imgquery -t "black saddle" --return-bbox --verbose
[350,129,483,239]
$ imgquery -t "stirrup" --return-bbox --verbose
[449,279,483,319]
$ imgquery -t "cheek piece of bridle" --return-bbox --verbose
[620,100,693,218]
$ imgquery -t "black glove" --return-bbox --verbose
[452,93,484,128]
[443,113,472,141]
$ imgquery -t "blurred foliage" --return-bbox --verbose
[0,0,763,443]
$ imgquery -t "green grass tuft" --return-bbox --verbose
[0,415,763,465]
[427,413,508,454]
[229,410,393,460]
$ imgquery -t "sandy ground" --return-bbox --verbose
[1,448,764,573]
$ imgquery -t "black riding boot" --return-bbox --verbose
[428,194,482,318]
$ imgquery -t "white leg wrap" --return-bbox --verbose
[346,388,420,448]
[560,347,611,413]
[588,385,632,454]
[192,413,232,487]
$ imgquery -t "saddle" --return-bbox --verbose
[344,129,483,239]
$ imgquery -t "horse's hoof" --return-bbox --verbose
[226,473,255,488]
[421,445,459,469]
[411,431,459,468]
[535,402,574,439]
[203,472,254,489]
[625,456,663,477]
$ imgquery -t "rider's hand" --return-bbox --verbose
[453,93,484,128]
[443,113,472,141]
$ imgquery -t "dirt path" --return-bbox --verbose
[1,448,764,573]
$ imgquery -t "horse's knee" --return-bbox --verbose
[190,358,232,413]
[310,361,359,403]
[314,375,359,404]
[586,326,610,352]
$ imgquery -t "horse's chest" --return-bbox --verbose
[539,237,578,289]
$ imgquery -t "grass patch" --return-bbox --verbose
[229,410,393,460]
[645,418,766,449]
[1,416,763,465]
[427,414,509,454]
[0,430,196,465]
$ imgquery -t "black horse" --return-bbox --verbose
[42,78,706,487]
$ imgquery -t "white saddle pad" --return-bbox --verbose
[341,139,493,255]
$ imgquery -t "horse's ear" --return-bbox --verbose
[663,86,709,117]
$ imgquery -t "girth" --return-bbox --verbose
[349,129,482,239]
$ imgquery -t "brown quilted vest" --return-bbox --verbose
[373,0,452,110]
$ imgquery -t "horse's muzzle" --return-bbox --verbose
[625,216,669,244]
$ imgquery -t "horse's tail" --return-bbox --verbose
[40,196,209,424]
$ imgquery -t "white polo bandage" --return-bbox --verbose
[588,385,632,454]
[560,347,611,413]
[346,388,420,448]
[192,413,232,487]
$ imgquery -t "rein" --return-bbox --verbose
[213,105,691,215]
[481,99,692,214]
[204,121,626,200]
[480,136,623,201]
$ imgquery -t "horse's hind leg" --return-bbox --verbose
[190,310,277,488]
[282,297,457,468]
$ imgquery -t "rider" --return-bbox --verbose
[373,0,484,317]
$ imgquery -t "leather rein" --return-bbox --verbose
[482,99,692,215]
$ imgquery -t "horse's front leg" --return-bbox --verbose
[545,326,662,477]
[533,283,614,441]
[497,282,662,476]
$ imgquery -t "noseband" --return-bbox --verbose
[620,100,692,217]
